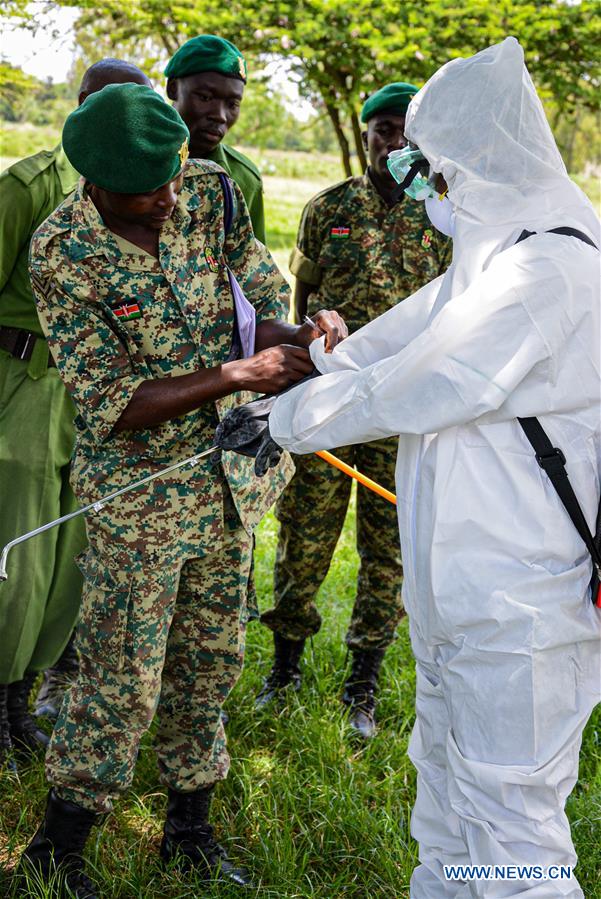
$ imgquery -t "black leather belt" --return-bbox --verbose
[0,326,56,366]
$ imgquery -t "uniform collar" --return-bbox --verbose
[364,167,403,209]
[67,176,193,265]
[68,182,122,263]
[55,145,80,196]
[206,143,227,166]
[362,168,376,193]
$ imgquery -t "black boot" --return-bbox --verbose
[160,786,252,887]
[18,789,100,898]
[254,633,306,709]
[342,648,386,740]
[7,673,50,754]
[0,684,16,772]
[35,632,79,720]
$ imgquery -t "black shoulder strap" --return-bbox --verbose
[218,172,235,236]
[217,172,242,359]
[548,226,598,249]
[517,418,601,605]
[516,226,598,250]
[515,226,600,605]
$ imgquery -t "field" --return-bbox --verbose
[0,138,600,898]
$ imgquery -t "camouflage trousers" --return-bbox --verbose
[262,438,403,651]
[46,497,252,814]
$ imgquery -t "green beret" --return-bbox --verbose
[164,34,247,83]
[360,82,419,124]
[62,83,190,194]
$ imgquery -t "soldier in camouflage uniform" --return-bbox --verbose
[165,35,267,243]
[19,85,344,898]
[0,60,152,768]
[165,35,270,649]
[257,83,451,739]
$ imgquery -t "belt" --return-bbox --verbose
[0,326,56,366]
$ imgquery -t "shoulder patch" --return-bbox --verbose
[8,149,58,187]
[221,145,262,182]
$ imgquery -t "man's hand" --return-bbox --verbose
[296,309,348,354]
[226,344,314,394]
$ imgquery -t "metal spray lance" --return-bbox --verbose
[0,446,396,581]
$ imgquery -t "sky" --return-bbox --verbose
[2,4,79,82]
[1,2,313,119]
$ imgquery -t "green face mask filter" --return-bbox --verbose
[387,147,439,201]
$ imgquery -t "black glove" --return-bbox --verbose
[215,395,283,477]
[215,371,321,477]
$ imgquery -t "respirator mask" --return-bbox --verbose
[387,147,440,201]
[388,146,455,237]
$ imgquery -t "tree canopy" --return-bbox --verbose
[3,0,600,174]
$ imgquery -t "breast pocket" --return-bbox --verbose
[315,239,369,321]
[318,237,365,275]
[402,237,441,284]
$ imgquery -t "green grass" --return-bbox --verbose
[0,501,417,898]
[263,173,334,290]
[250,147,344,184]
[1,502,600,897]
[0,122,62,167]
[264,175,333,252]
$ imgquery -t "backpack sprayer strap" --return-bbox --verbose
[516,226,600,606]
[518,416,601,606]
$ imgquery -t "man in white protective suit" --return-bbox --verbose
[216,37,601,898]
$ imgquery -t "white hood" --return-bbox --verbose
[404,37,600,307]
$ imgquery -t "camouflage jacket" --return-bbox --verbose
[289,171,451,333]
[29,159,292,549]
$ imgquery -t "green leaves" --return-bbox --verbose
[6,0,599,174]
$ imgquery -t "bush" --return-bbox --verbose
[1,122,61,163]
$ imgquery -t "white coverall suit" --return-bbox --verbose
[269,38,601,898]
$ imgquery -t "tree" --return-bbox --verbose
[4,0,600,174]
[227,78,307,151]
[0,62,72,127]
[0,62,39,122]
[372,0,601,165]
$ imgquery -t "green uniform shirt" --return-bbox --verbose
[207,143,266,244]
[29,159,292,544]
[0,145,78,337]
[289,171,451,334]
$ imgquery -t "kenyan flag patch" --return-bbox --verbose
[113,303,141,321]
[330,226,350,239]
[421,229,433,250]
